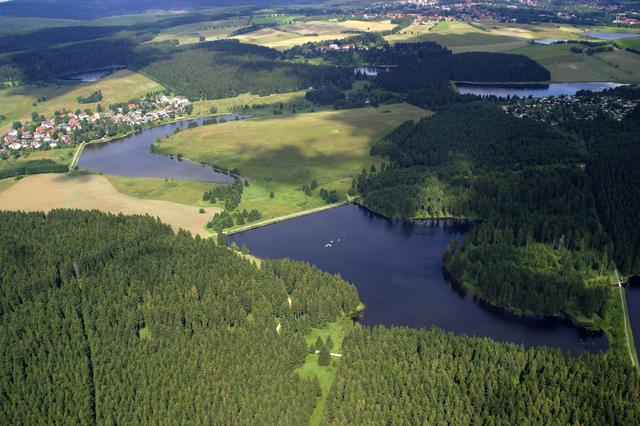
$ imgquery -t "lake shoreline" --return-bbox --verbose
[441,264,606,338]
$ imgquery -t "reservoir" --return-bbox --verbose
[78,116,240,182]
[230,204,606,355]
[583,32,640,40]
[63,67,126,82]
[456,82,624,98]
[627,277,640,358]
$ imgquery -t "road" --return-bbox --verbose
[616,270,636,368]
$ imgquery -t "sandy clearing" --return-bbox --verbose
[0,174,218,236]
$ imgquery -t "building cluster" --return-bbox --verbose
[506,94,638,125]
[613,14,639,26]
[1,96,190,159]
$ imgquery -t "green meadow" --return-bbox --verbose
[154,104,430,223]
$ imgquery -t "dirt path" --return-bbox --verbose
[228,201,346,234]
[0,173,219,237]
[617,270,637,368]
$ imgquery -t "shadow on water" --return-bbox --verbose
[230,204,606,355]
[77,115,247,182]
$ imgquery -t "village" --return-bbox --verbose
[0,95,191,159]
[505,91,638,125]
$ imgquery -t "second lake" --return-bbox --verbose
[456,81,624,98]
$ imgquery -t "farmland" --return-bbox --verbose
[0,173,218,236]
[191,90,315,117]
[234,19,395,50]
[508,43,640,82]
[0,70,164,132]
[154,104,429,222]
[391,21,530,52]
[150,18,249,45]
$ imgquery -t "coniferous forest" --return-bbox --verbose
[325,327,640,425]
[0,210,358,424]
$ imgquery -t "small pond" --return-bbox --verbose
[63,67,126,82]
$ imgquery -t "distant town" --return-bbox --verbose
[506,92,638,124]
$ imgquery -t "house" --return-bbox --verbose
[8,142,22,150]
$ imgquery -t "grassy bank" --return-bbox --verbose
[507,43,640,82]
[105,175,218,207]
[0,147,75,173]
[155,104,430,225]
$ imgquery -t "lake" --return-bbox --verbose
[353,66,390,76]
[533,39,568,45]
[77,116,243,182]
[63,67,126,82]
[627,277,640,358]
[584,32,640,40]
[229,204,606,355]
[456,82,624,98]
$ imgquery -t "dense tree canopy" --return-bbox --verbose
[325,327,640,425]
[141,40,352,100]
[0,210,359,424]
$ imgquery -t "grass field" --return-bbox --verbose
[508,43,640,82]
[0,70,164,133]
[0,173,219,236]
[155,104,429,223]
[0,16,81,33]
[250,14,300,25]
[0,177,18,193]
[150,18,249,45]
[192,90,316,117]
[616,38,640,50]
[296,317,355,426]
[234,19,395,49]
[106,175,216,206]
[0,147,75,172]
[395,21,529,52]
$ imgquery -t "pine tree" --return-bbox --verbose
[326,335,334,350]
[318,345,330,366]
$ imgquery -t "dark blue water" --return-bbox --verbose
[230,205,606,355]
[627,277,640,358]
[456,82,624,98]
[78,116,243,182]
[64,67,125,82]
[584,32,640,40]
